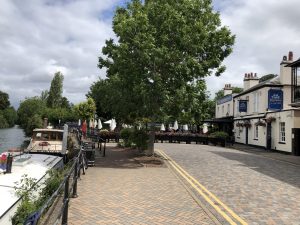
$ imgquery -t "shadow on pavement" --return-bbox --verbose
[93,146,144,169]
[211,150,300,189]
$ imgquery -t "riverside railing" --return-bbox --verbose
[23,146,88,225]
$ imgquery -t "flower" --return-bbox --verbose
[265,116,276,123]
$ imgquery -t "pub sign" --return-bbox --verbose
[239,100,248,112]
[268,89,283,110]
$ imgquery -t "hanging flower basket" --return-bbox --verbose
[243,121,251,128]
[236,122,243,127]
[265,116,276,123]
[255,120,266,126]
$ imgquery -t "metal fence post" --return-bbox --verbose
[72,159,78,198]
[62,176,70,225]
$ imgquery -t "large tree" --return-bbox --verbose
[98,0,235,154]
[47,72,64,108]
[74,98,96,121]
[0,91,10,110]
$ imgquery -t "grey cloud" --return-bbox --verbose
[207,0,300,97]
[0,0,121,108]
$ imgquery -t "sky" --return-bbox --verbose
[0,0,300,108]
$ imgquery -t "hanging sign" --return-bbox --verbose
[268,89,283,110]
[239,100,248,112]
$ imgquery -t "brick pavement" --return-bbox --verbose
[156,143,300,225]
[68,145,216,225]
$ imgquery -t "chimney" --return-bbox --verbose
[288,51,293,61]
[244,72,259,90]
[224,84,233,96]
[280,51,293,85]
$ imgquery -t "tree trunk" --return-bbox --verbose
[145,126,155,156]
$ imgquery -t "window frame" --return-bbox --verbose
[279,122,286,143]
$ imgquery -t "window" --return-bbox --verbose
[253,92,259,112]
[222,105,224,115]
[236,127,240,138]
[227,104,230,115]
[279,122,286,142]
[254,125,258,139]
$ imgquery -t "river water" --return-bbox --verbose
[0,125,26,154]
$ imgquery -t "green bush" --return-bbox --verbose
[131,129,149,151]
[210,131,229,139]
[12,169,65,225]
[120,128,134,147]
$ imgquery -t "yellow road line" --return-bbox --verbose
[156,149,248,225]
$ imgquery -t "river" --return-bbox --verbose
[0,125,27,154]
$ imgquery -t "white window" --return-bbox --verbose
[237,127,240,138]
[254,125,258,139]
[227,104,230,115]
[253,92,259,112]
[279,122,286,142]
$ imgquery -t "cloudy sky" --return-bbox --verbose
[1,0,300,108]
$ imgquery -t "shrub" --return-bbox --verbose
[131,129,149,151]
[120,128,134,147]
[210,131,229,140]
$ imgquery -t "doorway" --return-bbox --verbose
[266,123,272,150]
[292,128,300,156]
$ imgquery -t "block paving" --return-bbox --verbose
[68,145,216,225]
[156,143,300,225]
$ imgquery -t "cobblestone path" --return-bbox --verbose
[68,146,216,225]
[156,143,300,225]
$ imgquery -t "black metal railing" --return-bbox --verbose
[23,145,88,225]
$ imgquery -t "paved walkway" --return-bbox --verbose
[68,144,216,225]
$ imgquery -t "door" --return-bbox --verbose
[292,128,300,156]
[266,123,272,150]
[245,128,248,145]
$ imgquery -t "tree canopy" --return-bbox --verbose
[0,91,10,110]
[97,0,235,125]
[47,72,64,108]
[0,91,17,128]
[74,98,96,120]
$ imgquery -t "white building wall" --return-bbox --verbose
[215,97,234,119]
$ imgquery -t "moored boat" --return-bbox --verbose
[26,125,69,156]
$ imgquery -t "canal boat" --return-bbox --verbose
[26,124,69,156]
[0,153,63,224]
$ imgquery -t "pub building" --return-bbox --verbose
[210,84,236,137]
[232,51,300,155]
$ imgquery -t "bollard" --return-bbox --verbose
[72,160,78,198]
[62,176,70,225]
[103,142,106,157]
[6,154,13,173]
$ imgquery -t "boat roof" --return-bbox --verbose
[33,128,63,133]
[0,154,62,220]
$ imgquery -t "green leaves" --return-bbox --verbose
[47,72,64,108]
[96,0,235,125]
[74,97,96,120]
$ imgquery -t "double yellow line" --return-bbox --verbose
[156,149,247,225]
